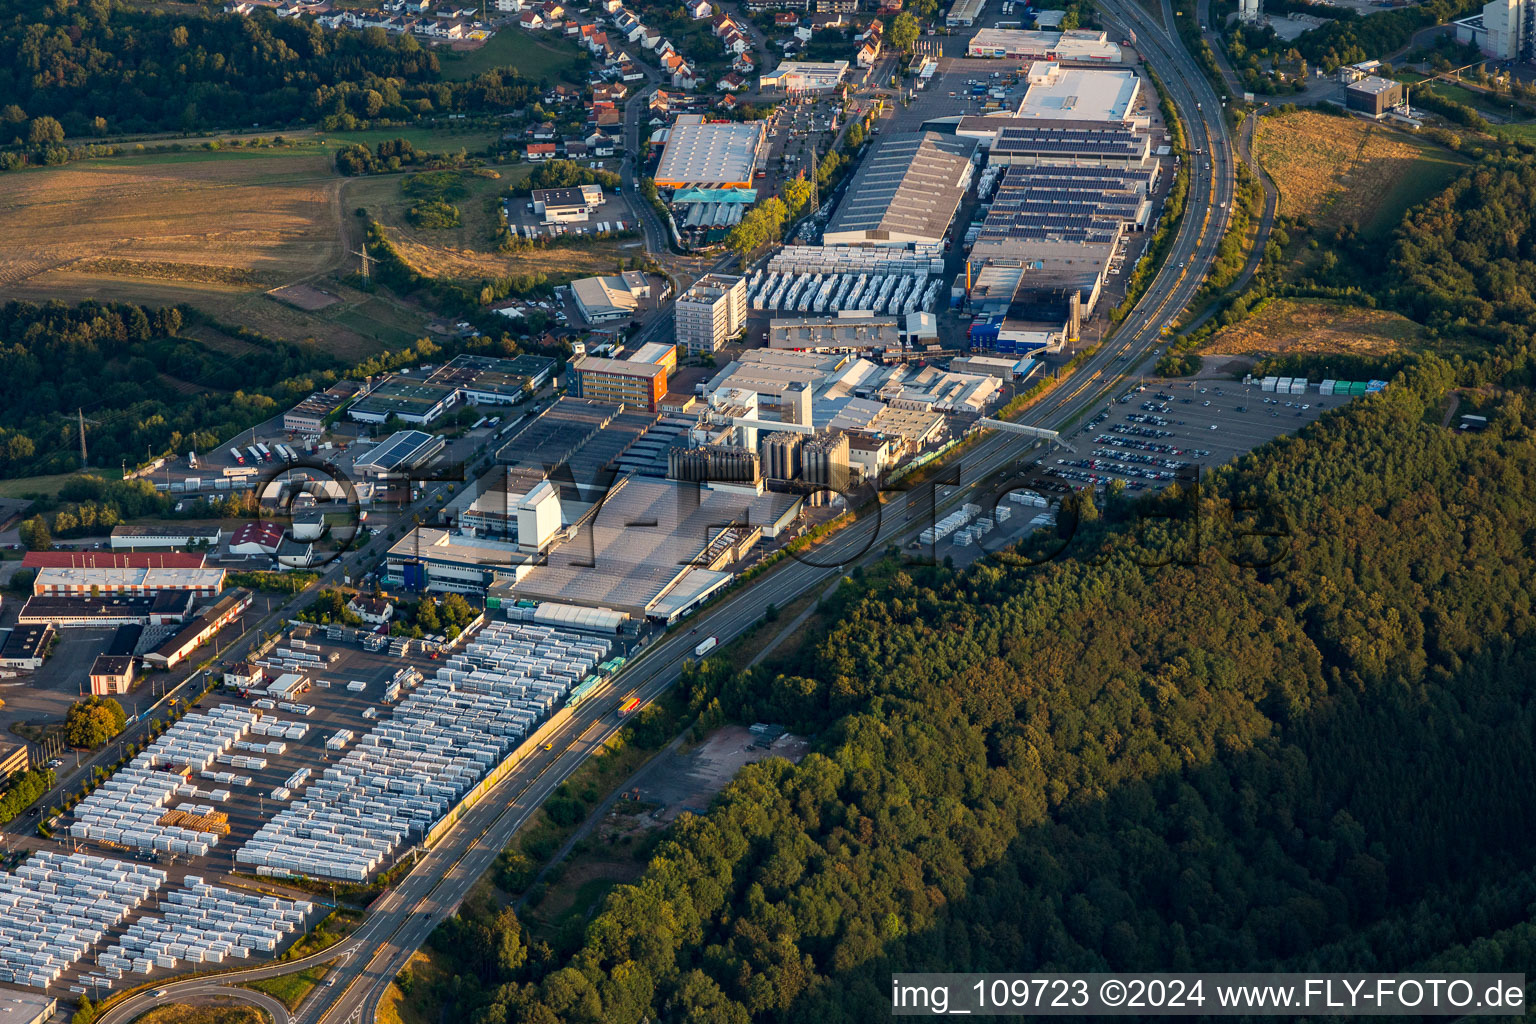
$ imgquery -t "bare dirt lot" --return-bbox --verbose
[1197,297,1427,359]
[268,282,343,311]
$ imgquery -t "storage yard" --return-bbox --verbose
[749,245,948,316]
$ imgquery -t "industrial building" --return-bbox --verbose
[571,271,651,322]
[1019,64,1143,124]
[967,27,1123,61]
[1455,0,1533,59]
[89,654,136,696]
[347,377,460,425]
[822,133,979,248]
[945,0,986,27]
[573,355,670,411]
[22,551,207,571]
[110,525,224,551]
[141,590,253,670]
[652,115,766,189]
[427,353,555,404]
[17,592,192,628]
[352,430,446,480]
[282,382,360,434]
[0,743,31,784]
[977,163,1155,244]
[0,623,54,670]
[758,59,850,92]
[768,312,939,354]
[530,184,606,223]
[227,520,287,557]
[385,528,530,594]
[1344,75,1404,117]
[32,566,226,597]
[675,273,749,354]
[750,245,948,316]
[989,119,1151,167]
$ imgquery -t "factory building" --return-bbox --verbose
[571,271,651,322]
[428,353,554,404]
[0,624,54,670]
[282,382,360,434]
[352,430,446,480]
[675,273,749,355]
[110,525,224,551]
[668,444,762,484]
[967,27,1123,61]
[652,115,766,189]
[768,312,939,354]
[348,377,460,425]
[17,592,192,628]
[801,431,851,493]
[22,551,207,571]
[989,119,1151,168]
[33,566,226,597]
[1344,75,1404,117]
[531,184,606,223]
[762,431,805,482]
[1019,64,1143,125]
[758,59,850,91]
[822,133,979,248]
[89,654,136,696]
[141,590,253,670]
[573,355,669,412]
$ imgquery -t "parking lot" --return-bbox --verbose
[502,186,638,243]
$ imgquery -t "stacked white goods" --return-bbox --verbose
[71,707,257,854]
[1009,490,1049,507]
[199,770,253,787]
[346,680,368,693]
[1319,379,1336,396]
[1261,376,1279,391]
[0,852,165,988]
[996,505,1012,522]
[238,621,609,882]
[1289,378,1308,394]
[215,752,267,771]
[97,878,313,976]
[325,729,354,752]
[954,530,974,547]
[277,702,314,716]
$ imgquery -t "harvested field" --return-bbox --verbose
[0,147,343,297]
[269,282,343,311]
[1253,110,1467,235]
[1198,297,1427,358]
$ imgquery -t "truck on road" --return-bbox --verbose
[694,636,718,657]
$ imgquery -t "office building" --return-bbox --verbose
[348,376,461,425]
[573,356,669,411]
[675,274,748,355]
[89,654,136,696]
[0,743,31,784]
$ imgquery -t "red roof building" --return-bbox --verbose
[22,551,207,570]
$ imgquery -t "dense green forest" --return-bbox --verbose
[1292,0,1483,68]
[0,0,550,139]
[0,300,340,476]
[404,144,1536,1020]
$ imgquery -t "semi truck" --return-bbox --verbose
[694,636,718,657]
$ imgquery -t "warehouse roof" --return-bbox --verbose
[992,119,1148,161]
[354,430,442,473]
[531,186,593,208]
[1019,66,1140,122]
[823,132,978,246]
[653,115,765,187]
[22,551,206,569]
[34,567,227,591]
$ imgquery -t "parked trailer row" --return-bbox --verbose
[0,852,166,988]
[237,621,609,882]
[748,268,935,315]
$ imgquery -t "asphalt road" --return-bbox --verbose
[91,11,1241,1021]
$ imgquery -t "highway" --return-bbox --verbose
[93,7,1241,1021]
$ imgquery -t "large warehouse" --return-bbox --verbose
[968,27,1123,61]
[822,132,979,247]
[990,119,1151,168]
[1019,64,1143,124]
[758,60,850,92]
[653,114,766,190]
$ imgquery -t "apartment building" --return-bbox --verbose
[675,273,748,355]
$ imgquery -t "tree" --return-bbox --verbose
[889,11,919,52]
[19,516,50,551]
[28,116,63,146]
[65,697,126,750]
[781,175,815,218]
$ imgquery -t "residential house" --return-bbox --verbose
[641,26,663,47]
[710,12,739,35]
[857,39,880,66]
[585,132,617,155]
[529,121,557,139]
[732,52,756,73]
[773,11,798,25]
[564,139,590,158]
[674,66,701,89]
[526,142,557,159]
[716,92,740,111]
[717,71,748,90]
[620,61,646,81]
[493,0,521,9]
[794,23,812,40]
[346,594,395,625]
[547,83,582,104]
[540,0,564,18]
[655,37,677,58]
[594,107,623,131]
[593,82,628,101]
[586,29,608,52]
[518,9,544,28]
[687,0,712,16]
[860,18,883,42]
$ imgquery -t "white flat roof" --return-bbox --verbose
[654,117,764,186]
[35,567,226,589]
[1020,67,1140,121]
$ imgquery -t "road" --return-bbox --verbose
[91,9,1241,1022]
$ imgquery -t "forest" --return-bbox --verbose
[0,0,548,139]
[0,301,342,477]
[399,149,1536,1023]
[1292,0,1483,68]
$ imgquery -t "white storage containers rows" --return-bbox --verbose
[0,852,166,988]
[237,622,609,882]
[70,707,259,855]
[97,878,313,978]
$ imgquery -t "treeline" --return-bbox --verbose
[0,0,552,138]
[514,159,623,195]
[1294,0,1483,68]
[0,301,342,477]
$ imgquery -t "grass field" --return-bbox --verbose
[1254,110,1468,236]
[377,948,452,1024]
[245,964,330,1011]
[0,471,100,499]
[438,28,589,82]
[1199,297,1428,358]
[129,1003,270,1024]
